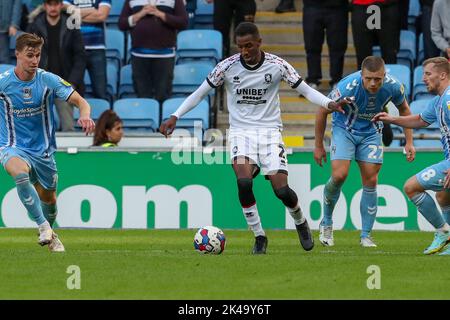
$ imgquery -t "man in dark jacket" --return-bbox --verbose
[351,0,401,69]
[303,0,349,89]
[28,0,86,131]
[119,0,188,103]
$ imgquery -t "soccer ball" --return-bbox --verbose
[193,226,226,254]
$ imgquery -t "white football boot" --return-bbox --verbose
[48,232,65,252]
[38,221,53,246]
[319,223,334,246]
[360,236,377,248]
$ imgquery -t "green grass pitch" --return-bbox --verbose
[0,229,449,299]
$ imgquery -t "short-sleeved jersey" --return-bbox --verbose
[0,68,74,157]
[419,86,450,159]
[63,0,111,49]
[206,52,302,129]
[329,71,406,135]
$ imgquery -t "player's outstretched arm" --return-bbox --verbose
[314,107,331,167]
[295,81,346,113]
[372,112,429,129]
[68,91,95,135]
[159,80,212,138]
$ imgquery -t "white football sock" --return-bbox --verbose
[242,204,265,237]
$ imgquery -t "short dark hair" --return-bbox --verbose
[234,22,260,39]
[361,56,385,72]
[15,33,44,52]
[423,57,450,77]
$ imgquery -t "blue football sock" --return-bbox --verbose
[440,205,450,225]
[361,186,377,238]
[41,202,57,227]
[411,192,445,229]
[322,177,342,226]
[14,173,46,225]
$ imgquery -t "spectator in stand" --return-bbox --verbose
[275,0,296,13]
[303,0,349,90]
[206,0,257,58]
[430,0,450,59]
[63,0,110,101]
[420,0,440,60]
[93,110,123,147]
[0,0,22,64]
[351,0,401,69]
[28,0,86,132]
[119,0,188,103]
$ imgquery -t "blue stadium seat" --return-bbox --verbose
[408,0,420,33]
[118,64,135,98]
[73,98,111,129]
[373,30,416,70]
[410,99,441,147]
[417,33,424,65]
[389,124,404,147]
[162,97,210,130]
[194,0,214,29]
[106,0,124,27]
[412,66,437,100]
[113,98,160,132]
[385,64,411,99]
[172,62,214,96]
[84,61,118,102]
[176,29,222,65]
[105,28,125,69]
[0,64,15,74]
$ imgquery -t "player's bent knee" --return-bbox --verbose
[237,178,256,207]
[274,185,298,208]
[332,173,347,185]
[403,182,418,199]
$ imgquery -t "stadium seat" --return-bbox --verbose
[194,0,214,29]
[385,64,411,100]
[73,98,111,129]
[172,62,214,96]
[412,66,437,100]
[417,33,424,65]
[118,64,135,98]
[410,99,441,147]
[105,28,125,69]
[176,29,222,65]
[162,97,210,130]
[373,30,416,70]
[113,98,160,132]
[0,64,15,74]
[84,61,118,102]
[408,0,420,33]
[106,0,124,27]
[389,124,404,147]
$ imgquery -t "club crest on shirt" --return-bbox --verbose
[232,145,238,154]
[264,73,272,84]
[22,88,32,99]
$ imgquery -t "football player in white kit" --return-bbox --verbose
[160,22,347,254]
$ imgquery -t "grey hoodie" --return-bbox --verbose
[431,0,450,52]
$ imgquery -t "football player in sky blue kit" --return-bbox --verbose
[374,57,450,255]
[0,33,95,252]
[314,56,416,247]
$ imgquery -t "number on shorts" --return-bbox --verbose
[421,169,436,181]
[368,145,383,159]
